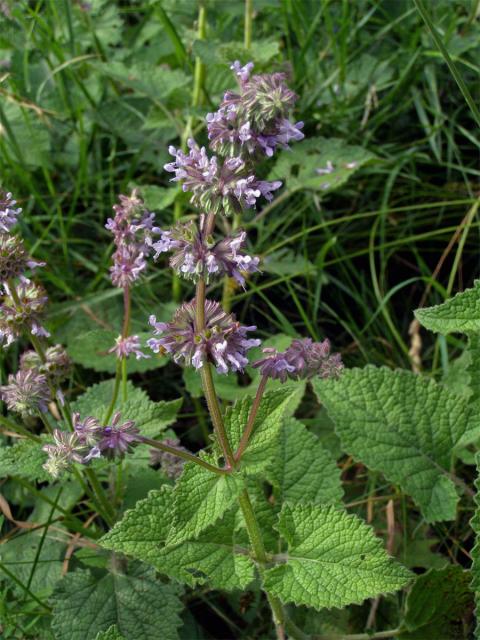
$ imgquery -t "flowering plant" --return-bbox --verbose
[1,59,477,640]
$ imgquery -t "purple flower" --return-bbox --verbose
[164,140,282,215]
[108,334,149,360]
[0,191,22,233]
[98,412,140,458]
[148,299,260,374]
[151,219,260,287]
[206,65,304,158]
[110,245,147,287]
[253,338,343,382]
[230,60,254,84]
[0,369,50,417]
[72,412,102,446]
[0,281,50,347]
[106,190,159,288]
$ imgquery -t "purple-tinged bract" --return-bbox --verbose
[106,189,159,287]
[98,411,140,458]
[0,281,50,347]
[253,338,343,382]
[206,63,304,158]
[0,235,43,282]
[72,412,102,447]
[148,299,260,374]
[0,369,50,417]
[164,140,281,216]
[151,219,260,287]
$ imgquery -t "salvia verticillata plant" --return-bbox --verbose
[0,59,477,640]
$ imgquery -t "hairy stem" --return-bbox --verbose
[141,436,229,475]
[234,374,267,462]
[238,489,288,637]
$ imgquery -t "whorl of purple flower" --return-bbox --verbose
[150,437,188,480]
[148,299,260,374]
[42,411,141,477]
[106,189,159,287]
[20,344,72,383]
[151,218,260,287]
[42,429,101,478]
[164,140,282,216]
[253,338,343,383]
[206,62,304,158]
[97,412,140,459]
[108,334,149,360]
[0,281,50,347]
[0,368,50,417]
[0,235,44,283]
[0,191,22,233]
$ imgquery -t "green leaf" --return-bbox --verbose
[270,137,375,194]
[471,453,480,638]
[51,566,183,640]
[67,329,166,373]
[224,386,302,476]
[468,333,480,404]
[101,487,254,591]
[94,62,189,102]
[0,437,49,482]
[95,626,126,640]
[271,418,343,506]
[414,281,480,334]
[314,367,475,522]
[0,533,64,597]
[167,460,245,545]
[399,565,473,639]
[264,503,411,610]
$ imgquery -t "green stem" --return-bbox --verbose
[234,374,267,462]
[244,0,253,49]
[200,363,235,466]
[103,358,122,425]
[141,436,229,475]
[83,467,115,527]
[238,489,287,634]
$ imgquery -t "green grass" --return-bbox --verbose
[0,0,479,637]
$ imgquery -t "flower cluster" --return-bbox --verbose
[0,369,50,418]
[253,338,343,383]
[42,411,141,478]
[20,344,72,384]
[0,190,49,346]
[165,141,281,216]
[206,61,304,158]
[151,217,260,286]
[106,189,159,288]
[148,299,260,374]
